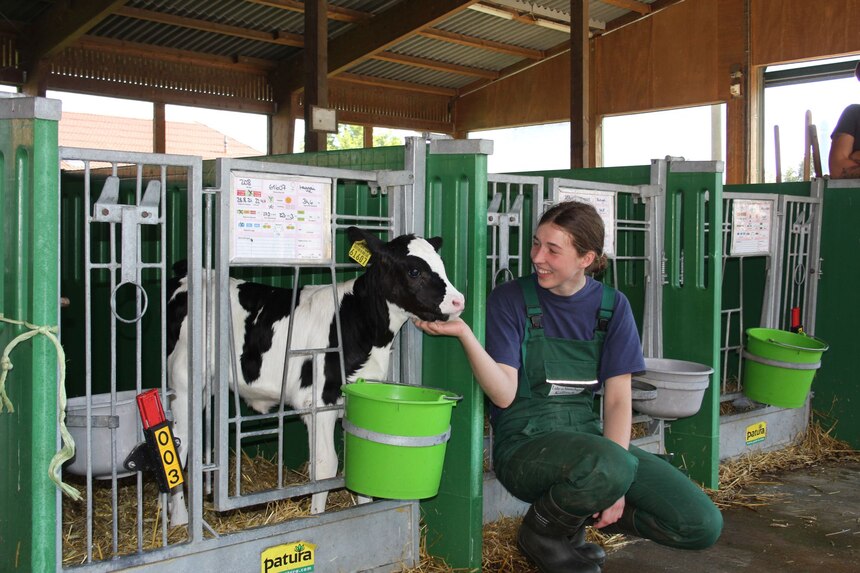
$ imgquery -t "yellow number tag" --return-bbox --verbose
[153,425,184,488]
[348,240,372,267]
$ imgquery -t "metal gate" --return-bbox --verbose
[717,180,823,460]
[486,174,543,289]
[57,147,424,571]
[719,181,824,397]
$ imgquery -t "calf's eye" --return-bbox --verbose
[408,268,421,278]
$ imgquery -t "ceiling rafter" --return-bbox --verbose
[600,0,652,15]
[374,51,498,79]
[244,0,371,23]
[76,36,276,73]
[115,6,304,48]
[418,28,544,60]
[337,72,458,97]
[274,0,481,97]
[602,0,682,33]
[27,0,126,62]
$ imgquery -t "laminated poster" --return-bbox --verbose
[557,188,616,257]
[230,171,332,264]
[731,199,772,256]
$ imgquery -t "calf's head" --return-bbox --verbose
[347,226,465,321]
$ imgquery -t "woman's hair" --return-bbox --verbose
[538,200,608,276]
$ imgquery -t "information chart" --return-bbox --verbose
[557,188,616,257]
[730,199,772,256]
[229,171,332,264]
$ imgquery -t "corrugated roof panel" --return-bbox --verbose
[389,36,521,73]
[349,59,474,90]
[126,0,305,32]
[93,14,298,61]
[437,10,569,52]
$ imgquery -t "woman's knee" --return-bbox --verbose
[679,504,723,550]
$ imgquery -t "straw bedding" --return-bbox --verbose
[62,420,859,570]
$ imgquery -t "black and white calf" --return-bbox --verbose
[165,226,464,526]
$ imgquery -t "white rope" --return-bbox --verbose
[0,314,82,500]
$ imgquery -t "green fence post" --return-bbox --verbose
[0,96,61,571]
[814,179,860,448]
[661,161,723,489]
[421,140,490,570]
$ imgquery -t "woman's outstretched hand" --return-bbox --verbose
[413,317,469,339]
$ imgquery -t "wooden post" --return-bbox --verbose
[570,0,589,169]
[304,0,328,152]
[153,102,166,154]
[363,125,373,148]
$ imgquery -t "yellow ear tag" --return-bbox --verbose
[348,240,372,267]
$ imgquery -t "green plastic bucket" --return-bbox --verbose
[742,328,829,408]
[342,379,460,499]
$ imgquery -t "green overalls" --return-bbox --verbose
[492,276,723,550]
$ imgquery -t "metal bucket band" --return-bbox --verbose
[742,350,821,371]
[342,419,451,447]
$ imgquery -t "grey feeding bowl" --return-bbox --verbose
[632,358,714,420]
[65,390,140,479]
[631,379,658,401]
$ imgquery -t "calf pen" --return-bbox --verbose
[55,145,430,571]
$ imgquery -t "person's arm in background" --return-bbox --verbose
[829,132,860,179]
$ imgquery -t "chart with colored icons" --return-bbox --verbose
[229,171,332,264]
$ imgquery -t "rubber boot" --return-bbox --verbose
[517,492,602,573]
[569,518,607,566]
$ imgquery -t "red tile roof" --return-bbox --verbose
[59,112,265,159]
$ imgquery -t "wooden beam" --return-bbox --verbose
[571,0,589,168]
[374,51,498,79]
[48,75,275,114]
[600,0,652,15]
[27,0,125,61]
[76,36,276,73]
[338,72,458,97]
[418,28,544,60]
[304,0,328,152]
[274,0,480,95]
[153,102,166,154]
[115,6,304,47]
[246,0,370,23]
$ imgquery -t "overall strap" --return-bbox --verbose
[517,275,544,331]
[596,283,617,334]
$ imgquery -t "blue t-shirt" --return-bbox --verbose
[832,104,860,153]
[485,275,646,386]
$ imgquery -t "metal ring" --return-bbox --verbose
[742,350,821,371]
[342,419,451,447]
[109,281,149,324]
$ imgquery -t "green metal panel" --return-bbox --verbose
[0,97,60,571]
[661,165,723,489]
[421,143,488,570]
[814,181,860,447]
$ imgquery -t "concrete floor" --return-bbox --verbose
[602,461,860,573]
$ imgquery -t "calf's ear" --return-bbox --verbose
[346,226,385,252]
[427,236,443,252]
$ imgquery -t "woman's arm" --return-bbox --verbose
[829,133,860,179]
[593,373,633,527]
[413,318,518,408]
[601,373,633,449]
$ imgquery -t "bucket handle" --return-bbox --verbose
[766,335,829,353]
[439,394,463,403]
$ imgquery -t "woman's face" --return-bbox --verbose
[531,222,595,296]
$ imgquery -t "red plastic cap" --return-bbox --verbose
[136,389,166,429]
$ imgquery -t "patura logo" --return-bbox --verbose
[261,540,316,573]
[745,421,767,446]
